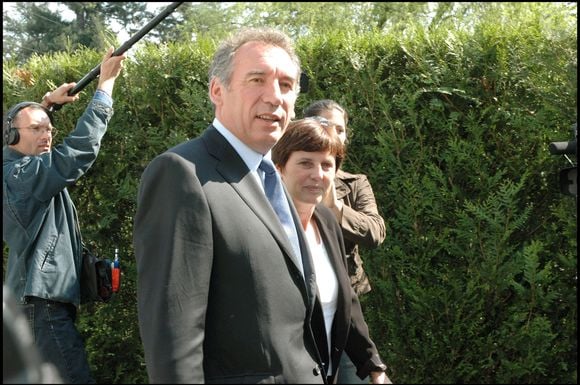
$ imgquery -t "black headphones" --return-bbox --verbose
[3,102,52,146]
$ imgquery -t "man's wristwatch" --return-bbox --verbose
[41,92,53,108]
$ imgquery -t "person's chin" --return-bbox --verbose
[262,132,280,147]
[268,128,284,142]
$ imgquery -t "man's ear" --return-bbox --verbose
[208,77,223,106]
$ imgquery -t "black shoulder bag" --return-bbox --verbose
[80,244,114,303]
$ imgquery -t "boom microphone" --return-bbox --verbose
[50,2,184,111]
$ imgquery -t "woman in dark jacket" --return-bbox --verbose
[272,117,392,384]
[304,100,387,384]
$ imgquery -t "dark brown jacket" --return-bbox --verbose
[334,169,386,295]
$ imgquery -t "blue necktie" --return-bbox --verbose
[259,158,303,273]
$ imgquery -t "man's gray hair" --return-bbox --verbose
[208,28,301,92]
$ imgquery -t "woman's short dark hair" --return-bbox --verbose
[272,117,345,170]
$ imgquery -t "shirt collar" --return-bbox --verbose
[212,118,267,172]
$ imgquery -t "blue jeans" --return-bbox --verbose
[22,297,94,384]
[337,353,369,384]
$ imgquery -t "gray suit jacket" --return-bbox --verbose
[133,125,325,383]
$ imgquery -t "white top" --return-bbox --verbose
[306,223,338,375]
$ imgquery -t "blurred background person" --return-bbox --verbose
[3,285,62,384]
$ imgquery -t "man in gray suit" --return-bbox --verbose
[133,28,326,383]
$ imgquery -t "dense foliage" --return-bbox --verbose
[3,3,576,383]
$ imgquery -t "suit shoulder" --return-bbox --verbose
[158,125,216,163]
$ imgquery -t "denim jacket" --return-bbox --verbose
[3,90,113,307]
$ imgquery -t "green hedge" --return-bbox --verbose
[3,11,576,384]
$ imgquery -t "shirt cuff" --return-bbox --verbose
[93,89,113,108]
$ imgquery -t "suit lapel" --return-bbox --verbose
[292,197,318,307]
[203,126,308,281]
[313,207,352,371]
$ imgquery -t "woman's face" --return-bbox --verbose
[279,149,336,209]
[317,107,347,145]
